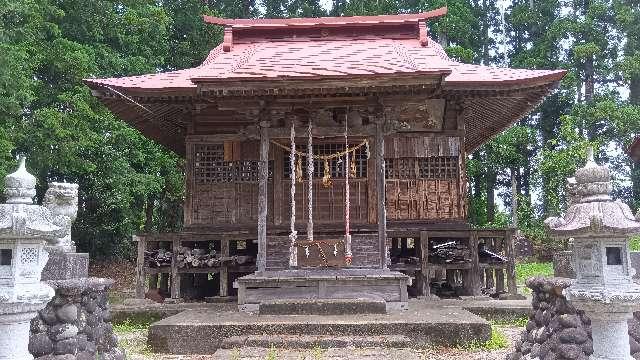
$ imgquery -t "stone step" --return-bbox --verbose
[258,298,387,315]
[220,334,412,349]
[148,306,491,354]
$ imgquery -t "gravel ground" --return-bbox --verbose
[121,325,521,360]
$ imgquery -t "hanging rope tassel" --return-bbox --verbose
[322,158,332,188]
[344,114,352,266]
[288,121,298,268]
[307,121,314,243]
[350,150,357,178]
[296,157,303,184]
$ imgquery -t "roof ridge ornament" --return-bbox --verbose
[203,7,448,29]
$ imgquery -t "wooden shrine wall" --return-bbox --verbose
[185,133,467,228]
[185,138,274,226]
[384,134,466,221]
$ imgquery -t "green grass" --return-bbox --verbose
[265,345,278,360]
[491,316,528,327]
[112,313,163,334]
[113,313,164,358]
[515,261,553,293]
[460,326,510,351]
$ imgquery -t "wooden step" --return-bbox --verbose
[220,334,412,349]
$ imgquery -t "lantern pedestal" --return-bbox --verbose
[0,302,50,360]
[589,311,632,360]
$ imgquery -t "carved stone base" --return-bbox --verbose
[41,247,88,281]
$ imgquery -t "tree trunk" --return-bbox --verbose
[145,195,154,232]
[631,78,640,106]
[584,56,595,104]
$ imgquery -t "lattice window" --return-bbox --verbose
[283,143,367,179]
[194,144,226,183]
[386,157,458,180]
[385,158,417,179]
[418,157,458,179]
[20,248,38,264]
[193,144,271,184]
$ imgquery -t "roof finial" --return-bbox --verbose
[4,155,37,204]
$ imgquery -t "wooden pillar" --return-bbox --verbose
[257,123,270,272]
[506,228,517,295]
[220,240,229,297]
[485,238,495,290]
[495,238,505,293]
[170,237,181,299]
[419,231,430,296]
[468,231,481,296]
[375,119,387,269]
[134,236,146,298]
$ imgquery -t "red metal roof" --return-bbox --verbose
[84,38,564,92]
[84,9,567,155]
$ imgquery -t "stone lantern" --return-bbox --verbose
[0,156,63,360]
[545,148,640,360]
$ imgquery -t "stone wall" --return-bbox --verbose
[29,278,124,360]
[507,277,640,360]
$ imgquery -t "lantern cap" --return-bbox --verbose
[4,155,37,204]
[545,148,640,236]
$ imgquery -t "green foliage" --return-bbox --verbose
[630,236,640,251]
[446,45,475,63]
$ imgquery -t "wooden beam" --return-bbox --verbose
[375,117,388,269]
[257,122,270,272]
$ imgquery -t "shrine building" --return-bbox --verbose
[85,7,566,311]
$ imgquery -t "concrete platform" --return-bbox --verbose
[147,302,491,354]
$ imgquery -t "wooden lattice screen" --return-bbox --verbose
[384,135,465,221]
[187,142,273,226]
